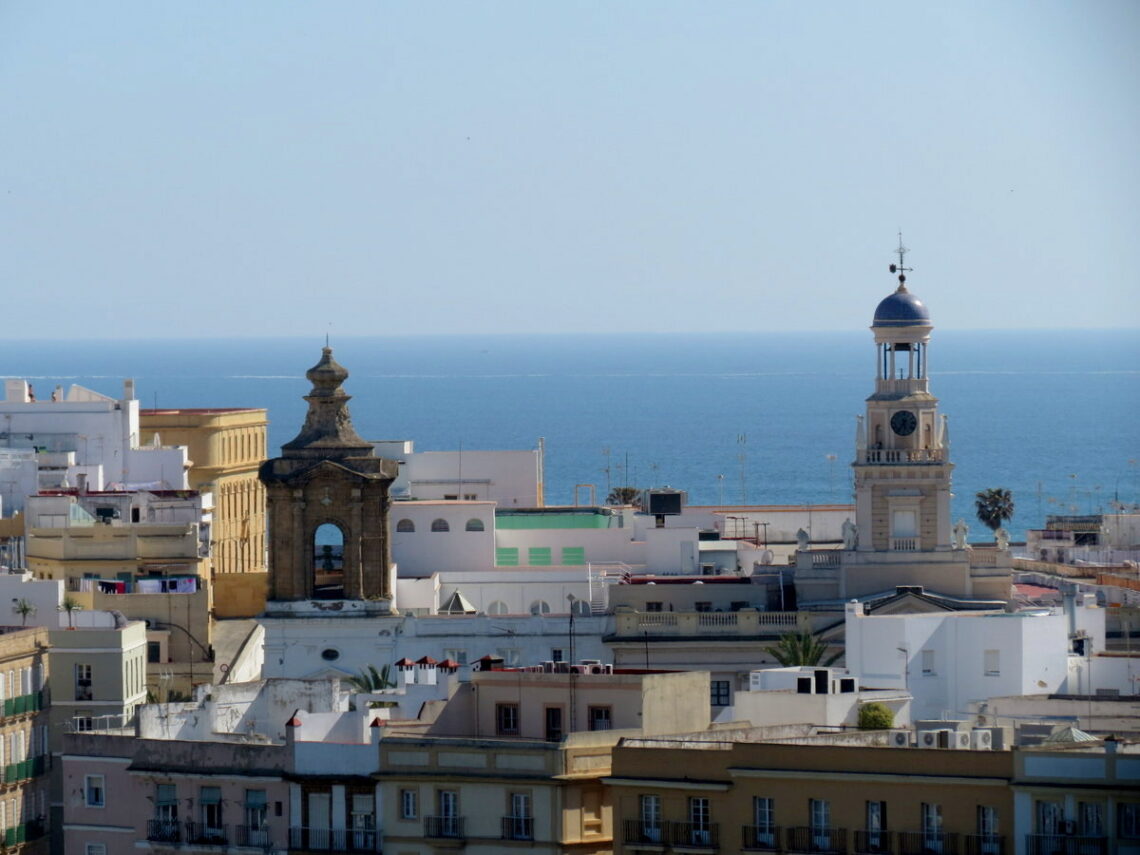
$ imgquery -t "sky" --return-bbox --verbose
[1,1,1137,338]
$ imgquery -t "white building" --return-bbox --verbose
[844,595,1106,721]
[0,379,189,516]
[725,665,912,729]
[375,440,543,506]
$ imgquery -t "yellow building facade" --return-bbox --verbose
[139,407,268,577]
[0,627,50,855]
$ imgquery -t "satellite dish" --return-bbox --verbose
[760,550,774,565]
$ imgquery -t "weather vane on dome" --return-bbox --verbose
[888,231,912,289]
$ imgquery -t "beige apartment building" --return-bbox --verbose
[378,666,712,855]
[0,627,50,855]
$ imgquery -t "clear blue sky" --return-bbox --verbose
[2,1,1137,337]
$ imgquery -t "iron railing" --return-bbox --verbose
[501,815,534,840]
[787,826,848,854]
[423,815,464,839]
[743,825,782,850]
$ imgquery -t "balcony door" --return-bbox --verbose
[308,792,331,850]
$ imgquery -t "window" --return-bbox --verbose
[753,797,776,847]
[811,799,832,848]
[1079,802,1104,837]
[588,706,612,731]
[431,518,450,532]
[551,648,565,663]
[695,601,712,612]
[443,649,467,666]
[496,648,521,667]
[351,792,375,844]
[640,795,662,842]
[921,650,935,676]
[396,519,415,533]
[245,790,268,831]
[496,547,519,567]
[1036,801,1063,835]
[646,601,663,612]
[156,784,178,822]
[463,493,478,501]
[438,790,459,837]
[85,775,105,807]
[75,663,93,701]
[400,789,418,820]
[561,546,586,565]
[710,680,731,707]
[528,547,552,566]
[201,786,223,836]
[545,706,564,741]
[465,518,484,532]
[690,797,711,845]
[984,650,1000,676]
[977,805,1000,854]
[443,494,458,500]
[486,600,508,615]
[529,600,551,615]
[507,793,533,840]
[922,803,943,851]
[496,703,520,736]
[85,846,107,855]
[867,801,887,851]
[1120,803,1140,839]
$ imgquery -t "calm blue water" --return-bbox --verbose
[2,330,1136,541]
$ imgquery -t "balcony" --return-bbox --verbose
[743,825,781,851]
[963,835,1005,855]
[1026,836,1107,855]
[672,821,719,849]
[862,448,943,464]
[147,819,181,844]
[889,538,918,552]
[788,826,848,854]
[899,832,959,855]
[624,818,667,846]
[186,821,228,846]
[234,824,271,849]
[424,815,465,840]
[855,830,895,855]
[287,826,378,851]
[502,815,534,841]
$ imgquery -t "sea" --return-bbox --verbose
[1,330,1136,543]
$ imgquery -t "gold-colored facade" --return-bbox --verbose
[139,407,268,576]
[0,627,50,855]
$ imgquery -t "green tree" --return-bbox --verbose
[975,488,1015,533]
[61,596,83,628]
[606,486,642,507]
[12,599,35,627]
[345,664,396,693]
[858,702,895,730]
[765,631,842,667]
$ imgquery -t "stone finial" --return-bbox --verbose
[282,346,373,456]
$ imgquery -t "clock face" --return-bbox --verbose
[890,410,918,436]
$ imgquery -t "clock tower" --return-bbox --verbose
[853,240,953,553]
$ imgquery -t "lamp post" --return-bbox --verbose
[567,594,577,733]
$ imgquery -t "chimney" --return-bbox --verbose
[123,379,136,401]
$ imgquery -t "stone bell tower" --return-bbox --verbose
[259,347,398,601]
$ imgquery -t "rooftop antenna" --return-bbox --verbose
[888,231,913,290]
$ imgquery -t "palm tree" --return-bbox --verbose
[345,664,396,693]
[765,630,842,667]
[975,488,1014,533]
[61,596,82,628]
[12,599,36,627]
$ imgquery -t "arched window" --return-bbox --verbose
[529,600,551,616]
[465,518,484,532]
[396,519,415,533]
[313,522,345,599]
[487,600,509,615]
[431,519,450,533]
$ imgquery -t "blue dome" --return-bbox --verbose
[873,286,931,327]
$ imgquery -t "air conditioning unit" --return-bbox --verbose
[890,730,911,748]
[951,731,971,750]
[541,661,555,673]
[569,664,589,674]
[602,664,614,674]
[580,659,602,666]
[970,729,993,750]
[589,665,604,674]
[920,730,940,748]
